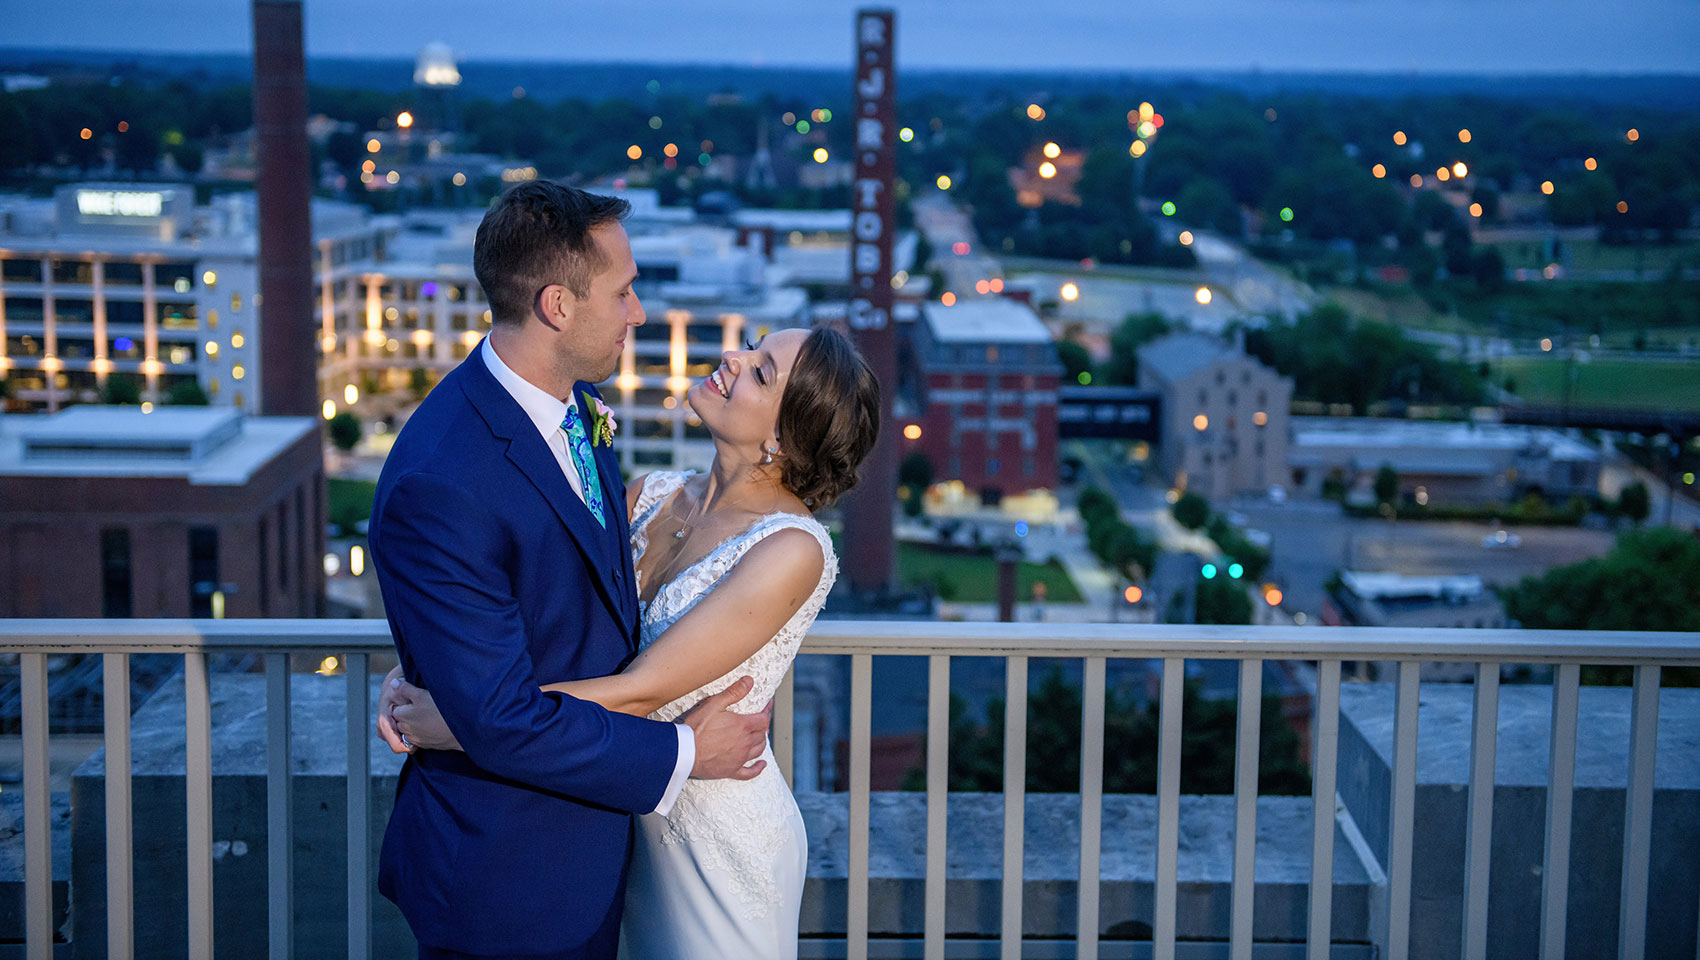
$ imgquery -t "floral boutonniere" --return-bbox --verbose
[582,392,618,447]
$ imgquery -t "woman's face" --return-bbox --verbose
[687,328,809,452]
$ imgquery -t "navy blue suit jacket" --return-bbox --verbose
[370,343,677,955]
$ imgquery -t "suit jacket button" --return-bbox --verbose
[614,569,625,583]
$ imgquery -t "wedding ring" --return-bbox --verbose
[400,733,413,749]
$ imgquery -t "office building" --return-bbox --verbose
[1138,333,1293,501]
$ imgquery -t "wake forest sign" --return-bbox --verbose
[842,8,898,594]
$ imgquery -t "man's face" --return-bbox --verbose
[558,222,644,385]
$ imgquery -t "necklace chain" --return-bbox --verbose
[671,482,772,540]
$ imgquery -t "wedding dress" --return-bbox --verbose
[617,471,836,960]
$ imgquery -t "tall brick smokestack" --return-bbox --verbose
[252,1,317,416]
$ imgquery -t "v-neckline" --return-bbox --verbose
[634,477,801,611]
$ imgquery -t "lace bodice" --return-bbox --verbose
[627,471,834,919]
[630,471,836,722]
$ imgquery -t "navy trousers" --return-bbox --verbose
[417,894,622,960]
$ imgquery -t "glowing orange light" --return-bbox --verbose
[1626,128,1639,142]
[663,143,678,157]
[1026,104,1045,120]
[1457,129,1471,143]
[1264,587,1283,606]
[1178,230,1194,246]
[1541,180,1554,195]
[1124,586,1143,604]
[1453,162,1468,178]
[1372,164,1386,178]
[1393,131,1407,146]
[117,121,129,132]
[1617,200,1629,214]
[989,278,1004,293]
[903,424,922,441]
[1193,414,1209,431]
[627,144,643,160]
[396,111,414,129]
[1043,141,1061,159]
[1039,161,1057,179]
[941,292,956,306]
[79,127,92,140]
[1410,174,1423,188]
[1060,282,1080,302]
[1470,203,1483,218]
[1436,167,1451,182]
[975,280,990,295]
[1585,157,1598,171]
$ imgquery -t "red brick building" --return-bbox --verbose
[0,406,324,618]
[900,299,1061,499]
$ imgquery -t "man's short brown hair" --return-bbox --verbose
[472,181,631,326]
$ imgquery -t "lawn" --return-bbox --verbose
[1483,237,1700,275]
[1493,355,1700,413]
[896,541,1084,604]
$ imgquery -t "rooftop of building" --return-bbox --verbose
[1137,333,1264,384]
[1291,416,1599,461]
[922,297,1051,345]
[1339,570,1487,602]
[0,187,379,256]
[0,406,316,485]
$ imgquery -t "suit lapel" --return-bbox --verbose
[461,349,625,624]
[579,384,639,635]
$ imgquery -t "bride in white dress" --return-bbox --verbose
[384,325,880,959]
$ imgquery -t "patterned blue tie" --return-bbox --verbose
[560,405,607,528]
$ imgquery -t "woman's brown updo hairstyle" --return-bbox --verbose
[774,326,881,509]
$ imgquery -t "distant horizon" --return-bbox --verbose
[8,0,1700,75]
[5,46,1699,81]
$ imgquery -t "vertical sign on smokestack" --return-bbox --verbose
[842,7,898,596]
[252,1,317,417]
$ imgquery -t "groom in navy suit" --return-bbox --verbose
[369,181,771,959]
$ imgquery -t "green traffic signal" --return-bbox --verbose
[1201,563,1218,579]
[1228,563,1244,579]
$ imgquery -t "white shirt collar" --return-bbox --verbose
[481,336,577,442]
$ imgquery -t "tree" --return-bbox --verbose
[903,667,1309,796]
[409,367,432,401]
[1617,481,1650,526]
[1374,463,1399,506]
[1077,487,1117,527]
[1056,340,1093,385]
[1195,577,1253,625]
[328,412,362,452]
[102,374,142,405]
[1173,490,1211,530]
[1470,248,1506,294]
[1176,176,1241,236]
[168,381,209,406]
[1101,312,1171,386]
[1504,527,1700,635]
[899,452,935,490]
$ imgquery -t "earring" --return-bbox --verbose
[761,445,775,465]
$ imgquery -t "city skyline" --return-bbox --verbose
[7,0,1700,74]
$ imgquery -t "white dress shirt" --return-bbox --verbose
[482,338,695,817]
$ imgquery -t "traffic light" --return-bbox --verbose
[1201,563,1218,579]
[1228,562,1244,579]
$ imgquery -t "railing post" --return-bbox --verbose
[347,653,371,960]
[185,652,214,960]
[1308,659,1341,960]
[1230,658,1262,960]
[1001,656,1028,960]
[1618,664,1660,960]
[1462,662,1500,960]
[1077,656,1107,960]
[848,653,872,960]
[925,655,950,960]
[1386,661,1421,960]
[104,653,135,960]
[21,652,52,960]
[1539,663,1579,960]
[1154,657,1183,960]
[266,653,294,960]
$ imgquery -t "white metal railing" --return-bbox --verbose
[2,619,1698,960]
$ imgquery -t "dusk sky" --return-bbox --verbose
[7,0,1700,73]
